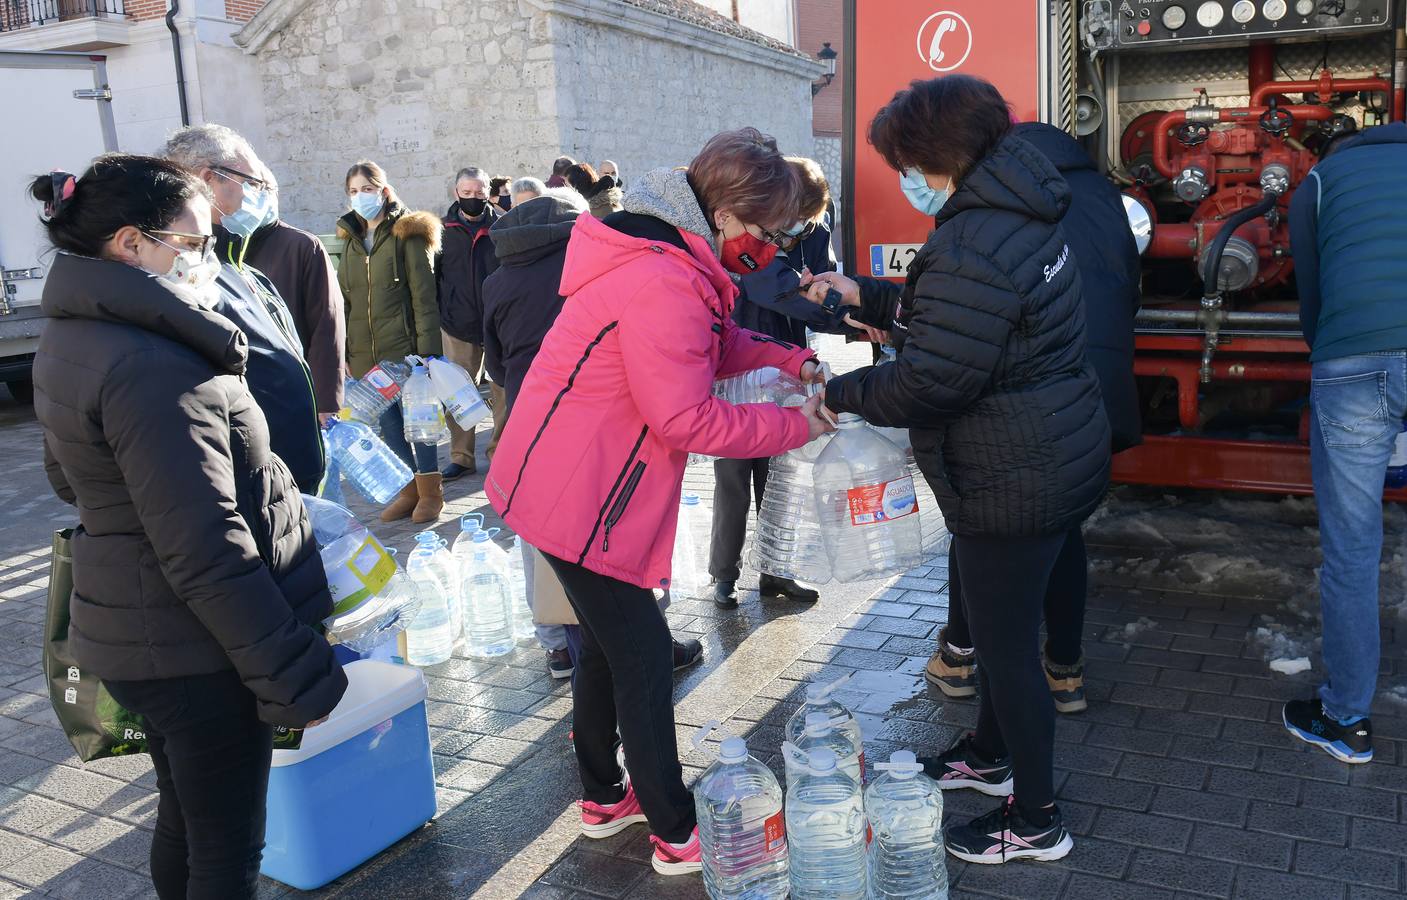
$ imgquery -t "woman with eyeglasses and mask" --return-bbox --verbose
[487,128,834,875]
[336,159,446,523]
[30,154,346,899]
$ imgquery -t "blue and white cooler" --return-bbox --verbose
[261,659,435,889]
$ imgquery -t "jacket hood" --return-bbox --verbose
[1330,120,1407,154]
[559,213,736,306]
[621,168,714,242]
[40,252,247,373]
[939,133,1071,226]
[336,203,443,255]
[1012,122,1096,174]
[490,194,582,264]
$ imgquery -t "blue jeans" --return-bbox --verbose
[379,403,439,474]
[1310,351,1407,720]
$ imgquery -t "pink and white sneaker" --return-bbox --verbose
[649,827,703,875]
[579,784,648,838]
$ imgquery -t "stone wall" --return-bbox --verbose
[243,0,820,234]
[813,135,842,265]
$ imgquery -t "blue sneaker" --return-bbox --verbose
[1282,698,1373,764]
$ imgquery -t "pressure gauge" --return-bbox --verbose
[1232,0,1256,21]
[1196,1,1226,26]
[1263,0,1287,19]
[1163,4,1188,28]
[1295,0,1315,13]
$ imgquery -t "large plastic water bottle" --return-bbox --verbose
[507,535,534,642]
[323,417,413,504]
[404,532,457,666]
[671,493,707,599]
[785,675,866,781]
[814,414,923,583]
[873,347,914,465]
[866,751,948,900]
[453,515,516,658]
[692,722,789,900]
[714,367,807,406]
[344,359,411,424]
[1388,420,1407,489]
[425,356,491,431]
[782,744,868,900]
[752,432,834,584]
[787,712,863,789]
[301,495,421,651]
[402,363,449,445]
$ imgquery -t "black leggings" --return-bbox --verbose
[543,552,695,843]
[952,530,1076,813]
[944,528,1087,666]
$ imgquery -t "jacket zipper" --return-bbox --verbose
[578,425,649,562]
[601,461,646,553]
[365,252,377,363]
[502,321,619,517]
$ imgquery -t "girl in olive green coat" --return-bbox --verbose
[336,160,445,523]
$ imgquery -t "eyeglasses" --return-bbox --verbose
[212,165,270,194]
[145,229,215,255]
[757,226,794,249]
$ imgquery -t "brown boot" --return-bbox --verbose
[1043,646,1088,714]
[411,473,444,524]
[380,479,419,523]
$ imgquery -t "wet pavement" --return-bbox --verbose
[0,333,1405,899]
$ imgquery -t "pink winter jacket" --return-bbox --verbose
[486,210,815,590]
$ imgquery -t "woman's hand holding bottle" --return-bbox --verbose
[800,394,838,441]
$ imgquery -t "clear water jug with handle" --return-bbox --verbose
[301,495,420,652]
[670,493,707,599]
[692,721,789,900]
[786,712,863,790]
[404,532,456,666]
[323,417,413,504]
[402,363,449,445]
[424,355,490,431]
[343,359,411,424]
[714,367,807,406]
[507,535,534,642]
[866,751,948,900]
[814,414,923,583]
[872,347,914,466]
[751,431,834,584]
[785,674,866,782]
[782,744,868,900]
[453,514,516,658]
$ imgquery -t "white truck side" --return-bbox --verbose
[0,50,117,403]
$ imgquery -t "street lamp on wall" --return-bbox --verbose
[812,42,837,97]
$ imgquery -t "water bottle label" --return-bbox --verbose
[365,366,401,401]
[327,537,396,615]
[764,810,786,852]
[846,476,919,526]
[448,387,486,417]
[348,438,376,465]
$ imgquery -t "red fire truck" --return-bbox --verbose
[842,0,1406,498]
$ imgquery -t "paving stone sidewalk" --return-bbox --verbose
[1,332,1405,899]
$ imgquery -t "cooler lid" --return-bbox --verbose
[271,660,427,767]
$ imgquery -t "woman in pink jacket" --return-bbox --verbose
[487,129,833,874]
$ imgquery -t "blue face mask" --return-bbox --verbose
[899,167,950,217]
[351,191,385,222]
[221,181,275,240]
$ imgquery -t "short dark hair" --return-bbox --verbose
[868,75,1012,182]
[551,156,576,175]
[29,154,207,258]
[489,176,510,196]
[564,162,598,195]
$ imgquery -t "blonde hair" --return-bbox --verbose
[344,159,401,206]
[688,128,800,232]
[786,156,830,222]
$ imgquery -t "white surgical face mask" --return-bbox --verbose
[145,233,220,290]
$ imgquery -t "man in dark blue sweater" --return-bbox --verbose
[1283,122,1407,765]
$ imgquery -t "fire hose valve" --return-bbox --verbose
[1260,163,1291,196]
[1173,166,1212,203]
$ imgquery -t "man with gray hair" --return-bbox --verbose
[511,177,546,206]
[161,124,341,495]
[436,166,504,478]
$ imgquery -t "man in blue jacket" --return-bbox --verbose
[1284,122,1407,764]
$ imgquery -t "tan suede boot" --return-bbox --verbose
[380,479,419,523]
[411,473,444,524]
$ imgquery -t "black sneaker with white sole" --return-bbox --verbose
[918,733,1014,796]
[1283,697,1373,764]
[945,796,1073,865]
[547,648,574,679]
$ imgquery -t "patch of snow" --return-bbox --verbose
[1269,657,1312,676]
[1121,617,1158,640]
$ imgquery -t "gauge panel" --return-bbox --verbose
[1109,0,1390,47]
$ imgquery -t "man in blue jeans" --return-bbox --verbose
[1284,122,1407,764]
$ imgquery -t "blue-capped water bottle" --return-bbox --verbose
[323,416,413,504]
[452,515,516,658]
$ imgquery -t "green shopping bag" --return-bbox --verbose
[43,528,149,761]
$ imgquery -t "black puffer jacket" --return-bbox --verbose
[33,253,347,728]
[1014,122,1142,452]
[437,200,500,343]
[826,134,1111,537]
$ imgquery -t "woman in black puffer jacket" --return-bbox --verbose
[31,155,346,899]
[809,76,1109,866]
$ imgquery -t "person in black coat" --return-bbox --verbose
[930,122,1143,717]
[30,156,345,898]
[807,76,1109,866]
